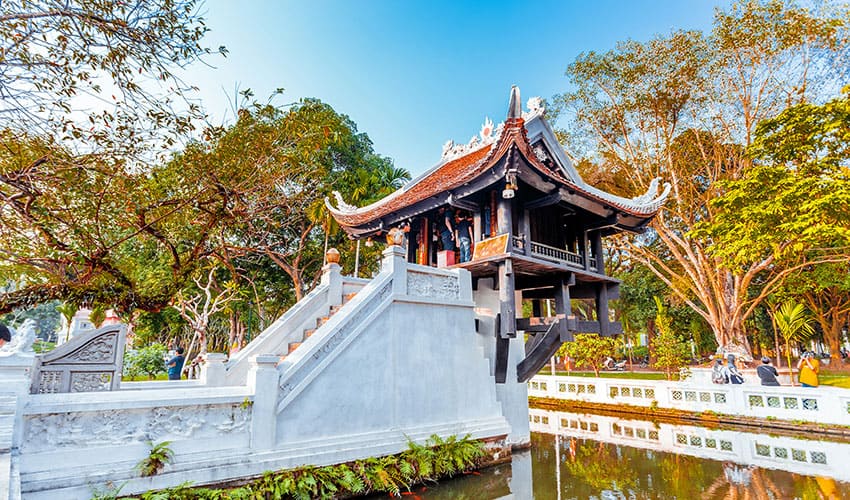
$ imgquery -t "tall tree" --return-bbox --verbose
[555,0,850,353]
[699,90,850,361]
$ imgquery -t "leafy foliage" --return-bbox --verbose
[562,334,619,376]
[0,0,224,156]
[126,434,485,499]
[774,301,816,382]
[124,343,167,380]
[555,0,850,353]
[651,297,692,380]
[135,441,174,477]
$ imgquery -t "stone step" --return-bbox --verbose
[288,342,302,354]
[329,304,343,315]
[316,316,330,328]
[344,292,357,303]
[303,328,316,339]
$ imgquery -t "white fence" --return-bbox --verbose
[528,374,850,426]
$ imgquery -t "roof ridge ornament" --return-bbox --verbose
[522,96,545,120]
[440,117,504,162]
[327,191,358,214]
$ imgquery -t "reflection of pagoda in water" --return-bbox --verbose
[329,87,669,383]
[528,408,850,485]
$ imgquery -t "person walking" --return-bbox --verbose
[797,351,820,387]
[167,347,186,381]
[756,356,780,386]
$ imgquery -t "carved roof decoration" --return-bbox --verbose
[326,86,670,234]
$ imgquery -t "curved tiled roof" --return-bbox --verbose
[327,87,670,231]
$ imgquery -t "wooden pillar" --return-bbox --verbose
[591,230,604,274]
[555,274,574,342]
[596,283,610,336]
[498,191,515,338]
[582,230,590,272]
[490,191,498,237]
[518,207,530,255]
[417,217,429,265]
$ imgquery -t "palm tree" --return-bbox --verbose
[773,301,816,386]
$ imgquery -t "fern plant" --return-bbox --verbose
[136,441,174,477]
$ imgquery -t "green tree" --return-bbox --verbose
[562,334,618,376]
[555,0,850,355]
[651,297,691,380]
[124,343,167,380]
[698,91,850,362]
[774,301,816,385]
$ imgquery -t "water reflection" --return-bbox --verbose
[401,409,850,499]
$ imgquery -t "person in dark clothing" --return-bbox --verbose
[455,212,473,262]
[0,324,10,347]
[756,356,780,386]
[167,347,185,380]
[439,207,455,251]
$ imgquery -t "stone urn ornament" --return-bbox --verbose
[326,248,341,264]
[386,227,405,246]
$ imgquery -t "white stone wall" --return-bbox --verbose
[10,248,512,499]
[473,277,531,447]
[274,248,508,449]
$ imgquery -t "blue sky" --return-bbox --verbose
[190,1,728,176]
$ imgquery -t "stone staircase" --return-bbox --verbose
[283,292,357,358]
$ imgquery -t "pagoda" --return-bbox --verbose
[327,87,668,383]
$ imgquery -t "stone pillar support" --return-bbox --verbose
[249,354,280,450]
[382,245,407,296]
[321,261,343,307]
[201,353,227,387]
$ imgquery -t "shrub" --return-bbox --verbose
[136,441,174,477]
[124,343,167,380]
[129,434,485,499]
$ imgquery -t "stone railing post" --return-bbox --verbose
[201,353,227,387]
[321,248,343,307]
[249,354,279,450]
[382,245,407,296]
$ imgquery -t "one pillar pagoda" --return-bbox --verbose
[327,86,669,384]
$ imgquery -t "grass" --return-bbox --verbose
[121,373,169,382]
[818,370,850,389]
[550,370,668,381]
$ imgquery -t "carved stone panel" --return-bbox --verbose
[22,403,251,453]
[70,372,112,392]
[30,324,126,394]
[64,334,117,363]
[406,272,460,300]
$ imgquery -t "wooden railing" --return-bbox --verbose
[511,235,525,252]
[529,241,584,267]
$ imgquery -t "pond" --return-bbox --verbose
[382,408,850,499]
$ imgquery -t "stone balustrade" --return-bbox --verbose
[528,374,850,426]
